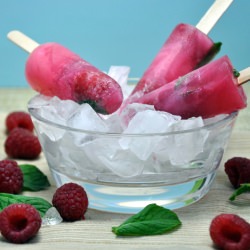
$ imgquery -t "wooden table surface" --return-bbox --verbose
[0,87,250,250]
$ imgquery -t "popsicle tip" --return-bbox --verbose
[7,30,39,53]
[7,30,19,38]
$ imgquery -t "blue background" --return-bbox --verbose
[1,0,249,87]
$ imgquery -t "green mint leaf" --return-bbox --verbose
[196,42,222,68]
[19,164,50,191]
[233,69,240,78]
[0,193,52,217]
[112,203,181,236]
[229,183,250,201]
[81,100,108,115]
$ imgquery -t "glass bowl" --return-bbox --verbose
[28,95,238,214]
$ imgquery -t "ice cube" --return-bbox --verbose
[49,96,80,121]
[67,104,108,132]
[31,95,79,126]
[33,116,66,142]
[203,114,233,154]
[120,110,181,161]
[104,113,123,133]
[42,207,63,226]
[28,94,52,108]
[108,66,130,86]
[107,66,131,99]
[167,117,209,165]
[119,103,156,128]
[203,114,227,126]
[30,95,80,141]
[57,133,99,179]
[82,137,144,177]
[98,149,144,177]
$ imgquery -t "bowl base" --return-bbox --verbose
[51,169,216,214]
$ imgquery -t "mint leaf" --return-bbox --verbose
[112,203,181,236]
[233,69,240,78]
[0,193,52,217]
[196,42,222,68]
[19,164,50,191]
[229,183,250,201]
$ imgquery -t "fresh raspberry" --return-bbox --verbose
[209,213,250,250]
[0,204,41,244]
[52,182,88,221]
[4,128,41,160]
[5,111,34,133]
[224,157,250,188]
[0,159,23,194]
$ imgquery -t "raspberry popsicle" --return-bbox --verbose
[8,32,123,115]
[136,56,247,119]
[129,23,220,97]
[125,0,233,104]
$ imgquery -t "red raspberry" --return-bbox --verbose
[52,183,88,221]
[0,204,41,244]
[224,157,250,188]
[4,128,41,160]
[210,213,250,250]
[5,111,34,133]
[0,159,23,194]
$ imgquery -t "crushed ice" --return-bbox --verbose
[42,207,63,226]
[28,66,216,178]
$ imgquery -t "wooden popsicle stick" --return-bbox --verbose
[196,0,233,34]
[238,67,250,85]
[7,30,39,53]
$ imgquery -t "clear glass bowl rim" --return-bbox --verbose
[28,96,238,137]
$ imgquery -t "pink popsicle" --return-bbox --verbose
[136,56,247,119]
[25,42,123,114]
[125,24,221,105]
